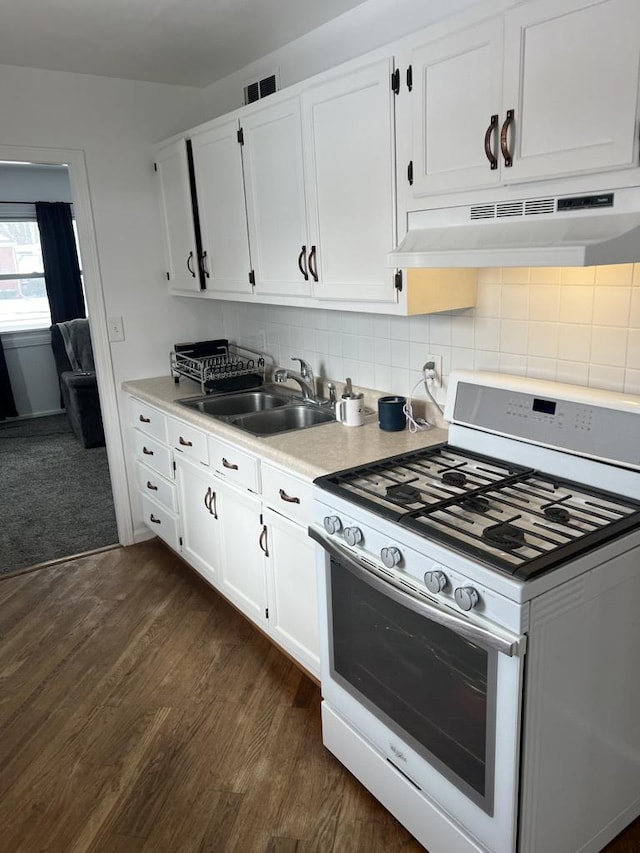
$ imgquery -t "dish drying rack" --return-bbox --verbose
[170,342,270,394]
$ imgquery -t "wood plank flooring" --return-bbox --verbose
[0,540,638,853]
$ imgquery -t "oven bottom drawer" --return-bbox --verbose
[322,702,486,853]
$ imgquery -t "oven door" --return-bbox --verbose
[311,526,526,853]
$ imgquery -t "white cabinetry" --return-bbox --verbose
[174,455,218,586]
[190,116,253,295]
[403,0,640,203]
[242,96,312,297]
[130,397,181,552]
[154,139,201,291]
[302,58,397,303]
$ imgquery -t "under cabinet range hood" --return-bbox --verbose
[389,187,640,268]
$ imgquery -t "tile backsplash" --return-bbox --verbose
[219,263,640,405]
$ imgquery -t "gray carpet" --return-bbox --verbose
[0,414,118,575]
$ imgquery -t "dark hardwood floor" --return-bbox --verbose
[0,540,638,853]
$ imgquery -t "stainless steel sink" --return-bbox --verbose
[179,388,292,417]
[228,404,336,436]
[177,385,336,436]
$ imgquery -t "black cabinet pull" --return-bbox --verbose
[259,524,269,557]
[484,114,499,170]
[407,160,414,186]
[279,488,300,505]
[297,245,309,281]
[179,436,193,447]
[200,250,210,278]
[149,514,161,525]
[142,446,154,456]
[500,109,514,167]
[139,414,150,423]
[186,251,196,277]
[308,245,318,282]
[146,481,158,491]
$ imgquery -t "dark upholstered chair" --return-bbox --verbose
[50,320,105,448]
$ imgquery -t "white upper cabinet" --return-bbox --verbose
[302,57,398,303]
[241,97,312,297]
[409,17,504,196]
[154,139,201,290]
[404,0,640,202]
[502,0,640,183]
[190,116,253,295]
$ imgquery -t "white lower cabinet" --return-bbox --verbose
[171,433,320,677]
[175,456,219,587]
[264,506,320,677]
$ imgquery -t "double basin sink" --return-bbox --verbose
[177,384,336,436]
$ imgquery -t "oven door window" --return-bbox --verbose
[329,557,497,814]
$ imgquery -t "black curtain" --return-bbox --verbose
[36,202,86,324]
[0,337,18,420]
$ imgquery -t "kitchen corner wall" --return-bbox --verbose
[219,263,640,403]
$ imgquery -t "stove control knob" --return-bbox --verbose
[424,569,447,594]
[380,546,402,568]
[454,586,480,612]
[323,515,342,535]
[344,526,363,547]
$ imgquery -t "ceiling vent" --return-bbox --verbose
[244,72,279,105]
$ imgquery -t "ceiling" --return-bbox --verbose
[0,0,370,88]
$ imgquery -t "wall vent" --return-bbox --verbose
[470,196,559,222]
[244,72,279,105]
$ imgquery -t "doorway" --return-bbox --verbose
[0,145,131,573]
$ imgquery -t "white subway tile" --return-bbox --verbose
[477,267,502,285]
[561,267,596,285]
[342,334,359,361]
[526,357,557,380]
[474,350,501,372]
[557,324,591,362]
[451,316,475,348]
[500,320,528,354]
[498,353,527,374]
[629,290,640,328]
[595,263,634,286]
[588,364,625,391]
[593,287,631,326]
[627,328,640,370]
[430,314,452,345]
[501,267,530,285]
[502,284,530,319]
[451,347,475,371]
[527,322,559,358]
[375,338,391,366]
[409,314,430,342]
[556,361,589,385]
[529,267,562,285]
[529,285,560,321]
[374,364,392,394]
[590,326,628,367]
[475,283,501,318]
[623,368,640,394]
[391,339,410,367]
[559,285,594,324]
[475,318,501,351]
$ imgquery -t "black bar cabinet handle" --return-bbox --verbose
[186,251,196,277]
[484,114,499,170]
[308,245,318,282]
[297,245,309,281]
[500,109,514,167]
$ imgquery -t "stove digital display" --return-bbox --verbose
[532,397,556,415]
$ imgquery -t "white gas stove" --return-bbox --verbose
[310,371,640,853]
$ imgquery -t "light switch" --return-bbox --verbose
[108,316,125,342]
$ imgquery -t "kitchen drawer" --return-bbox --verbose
[130,398,168,443]
[167,417,209,465]
[133,429,174,480]
[209,436,260,493]
[262,463,311,526]
[141,493,181,552]
[136,460,178,513]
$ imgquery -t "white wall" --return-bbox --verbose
[201,0,490,117]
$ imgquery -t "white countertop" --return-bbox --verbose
[122,376,449,479]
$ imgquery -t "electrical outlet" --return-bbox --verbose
[423,354,442,388]
[108,316,125,342]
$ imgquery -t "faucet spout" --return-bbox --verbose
[274,357,323,403]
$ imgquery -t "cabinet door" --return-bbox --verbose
[302,58,397,304]
[155,139,201,290]
[175,457,219,587]
[190,118,253,295]
[242,97,312,297]
[502,0,640,183]
[408,17,504,197]
[217,479,267,628]
[264,507,320,678]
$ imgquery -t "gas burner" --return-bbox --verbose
[483,522,526,551]
[544,505,571,524]
[460,495,491,514]
[442,469,467,486]
[386,483,422,505]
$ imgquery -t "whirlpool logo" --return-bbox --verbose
[389,743,407,763]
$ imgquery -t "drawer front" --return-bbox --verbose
[167,418,209,465]
[136,460,178,513]
[131,398,168,443]
[133,429,174,480]
[261,463,311,526]
[141,493,181,552]
[209,437,260,493]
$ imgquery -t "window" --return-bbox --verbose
[0,207,82,333]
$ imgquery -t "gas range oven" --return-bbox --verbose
[310,371,640,853]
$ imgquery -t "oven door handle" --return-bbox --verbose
[309,526,524,658]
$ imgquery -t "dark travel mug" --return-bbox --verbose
[378,396,407,431]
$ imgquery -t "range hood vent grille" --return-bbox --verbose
[470,197,556,221]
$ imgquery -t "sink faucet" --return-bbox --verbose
[274,357,320,402]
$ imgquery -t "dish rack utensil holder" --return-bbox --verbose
[170,343,270,394]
